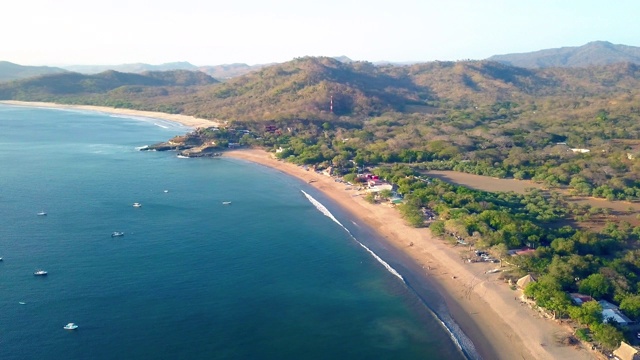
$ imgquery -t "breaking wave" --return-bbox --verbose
[301,190,403,282]
[300,189,479,360]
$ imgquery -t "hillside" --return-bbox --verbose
[0,70,218,109]
[3,57,640,121]
[64,61,267,80]
[0,61,68,82]
[488,41,640,68]
[63,62,199,74]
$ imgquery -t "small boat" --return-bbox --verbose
[222,201,232,205]
[34,270,48,276]
[37,211,47,216]
[18,302,26,305]
[133,202,142,208]
[0,257,3,261]
[111,231,125,237]
[63,323,79,330]
[163,190,169,193]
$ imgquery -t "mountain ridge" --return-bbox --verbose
[488,41,640,68]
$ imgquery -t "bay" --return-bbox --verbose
[0,105,466,360]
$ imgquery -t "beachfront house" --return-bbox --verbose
[599,300,635,326]
[569,293,594,306]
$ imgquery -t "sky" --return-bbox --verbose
[2,0,639,66]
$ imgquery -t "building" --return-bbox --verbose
[569,293,594,306]
[571,148,590,153]
[599,300,634,326]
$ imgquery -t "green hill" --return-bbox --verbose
[3,56,640,123]
[0,69,218,104]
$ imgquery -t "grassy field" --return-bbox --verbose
[423,170,640,230]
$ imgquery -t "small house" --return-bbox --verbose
[599,300,634,326]
[569,293,594,305]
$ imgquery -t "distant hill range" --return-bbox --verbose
[62,62,269,80]
[0,61,69,82]
[0,69,218,104]
[3,55,640,121]
[487,41,640,68]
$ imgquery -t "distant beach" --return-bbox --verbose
[0,101,220,129]
[3,100,594,359]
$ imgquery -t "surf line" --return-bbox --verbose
[300,190,404,282]
[301,189,480,360]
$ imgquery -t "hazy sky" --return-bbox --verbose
[3,0,638,66]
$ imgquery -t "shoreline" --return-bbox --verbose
[0,101,221,129]
[3,100,594,358]
[224,148,596,360]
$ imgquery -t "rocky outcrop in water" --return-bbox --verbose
[141,132,224,157]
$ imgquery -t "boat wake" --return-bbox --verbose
[300,189,479,360]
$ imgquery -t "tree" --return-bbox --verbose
[591,323,623,350]
[489,243,509,268]
[578,273,612,299]
[568,301,603,326]
[379,189,393,201]
[620,295,640,319]
[364,192,376,204]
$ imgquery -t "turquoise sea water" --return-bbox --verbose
[0,105,472,360]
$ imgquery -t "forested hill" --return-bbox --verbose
[0,70,218,101]
[2,56,640,121]
[488,41,640,68]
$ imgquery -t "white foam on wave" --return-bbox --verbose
[301,189,478,359]
[300,190,403,282]
[108,114,187,130]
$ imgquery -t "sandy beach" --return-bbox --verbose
[2,100,595,359]
[224,148,596,360]
[0,101,221,129]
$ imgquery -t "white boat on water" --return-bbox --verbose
[111,231,125,237]
[133,202,142,208]
[222,201,231,205]
[37,211,47,216]
[64,323,78,330]
[34,270,48,276]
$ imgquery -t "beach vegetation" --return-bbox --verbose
[591,323,624,350]
[574,328,590,342]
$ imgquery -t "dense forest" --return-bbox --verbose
[4,55,640,348]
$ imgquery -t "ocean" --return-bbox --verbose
[0,105,472,360]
